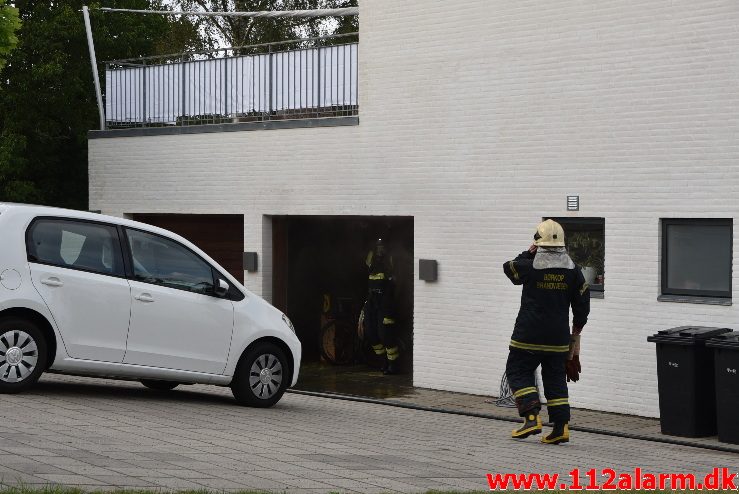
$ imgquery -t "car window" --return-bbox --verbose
[126,229,214,295]
[27,219,124,277]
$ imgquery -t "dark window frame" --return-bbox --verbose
[547,216,605,293]
[661,218,732,299]
[25,216,127,279]
[121,226,244,301]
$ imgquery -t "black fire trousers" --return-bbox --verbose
[505,348,570,424]
[364,292,397,353]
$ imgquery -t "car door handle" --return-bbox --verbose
[40,277,64,287]
[134,293,154,303]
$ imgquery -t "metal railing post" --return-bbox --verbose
[317,46,322,115]
[223,56,229,119]
[181,58,186,126]
[268,45,273,115]
[82,6,106,130]
[142,60,147,126]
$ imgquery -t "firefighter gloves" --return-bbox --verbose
[565,355,581,382]
[566,333,582,382]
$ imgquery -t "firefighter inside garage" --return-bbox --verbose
[278,216,413,387]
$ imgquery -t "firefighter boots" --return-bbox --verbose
[541,422,569,444]
[511,413,542,439]
[383,360,399,375]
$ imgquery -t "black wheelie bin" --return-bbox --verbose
[647,326,733,437]
[707,332,739,444]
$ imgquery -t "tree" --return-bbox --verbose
[0,1,204,208]
[173,0,357,50]
[0,0,20,69]
[0,0,356,208]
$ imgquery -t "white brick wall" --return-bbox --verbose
[89,0,739,417]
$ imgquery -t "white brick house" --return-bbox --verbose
[88,0,739,418]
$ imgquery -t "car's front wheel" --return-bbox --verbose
[0,318,48,394]
[231,342,289,407]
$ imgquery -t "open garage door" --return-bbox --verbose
[272,216,414,377]
[131,214,244,283]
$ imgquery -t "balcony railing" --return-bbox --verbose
[104,33,358,129]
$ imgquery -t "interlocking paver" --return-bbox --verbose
[137,477,209,490]
[34,473,107,485]
[0,374,736,493]
[0,473,50,486]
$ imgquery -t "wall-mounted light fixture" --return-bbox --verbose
[567,195,579,211]
[244,252,258,272]
[419,259,438,282]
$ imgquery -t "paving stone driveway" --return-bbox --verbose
[0,374,736,493]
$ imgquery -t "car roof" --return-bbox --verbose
[1,202,174,235]
[1,203,208,259]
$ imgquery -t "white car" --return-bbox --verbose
[0,203,301,407]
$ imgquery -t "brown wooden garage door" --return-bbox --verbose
[132,214,244,283]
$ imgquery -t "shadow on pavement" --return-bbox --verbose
[32,376,236,405]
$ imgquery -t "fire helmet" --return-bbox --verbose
[534,219,565,247]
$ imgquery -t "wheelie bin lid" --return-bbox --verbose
[706,332,739,349]
[647,326,733,346]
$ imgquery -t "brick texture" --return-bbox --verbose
[89,0,739,417]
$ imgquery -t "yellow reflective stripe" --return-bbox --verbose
[513,387,538,398]
[369,273,385,280]
[580,283,590,296]
[547,398,569,407]
[383,317,395,325]
[365,251,374,268]
[372,344,386,355]
[386,346,400,360]
[508,261,519,280]
[510,340,570,353]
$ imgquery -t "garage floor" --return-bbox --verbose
[294,361,414,399]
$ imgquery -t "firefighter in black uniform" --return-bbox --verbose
[363,239,401,374]
[503,219,590,444]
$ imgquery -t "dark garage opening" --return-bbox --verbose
[130,214,245,283]
[272,216,414,389]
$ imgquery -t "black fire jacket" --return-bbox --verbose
[503,250,590,352]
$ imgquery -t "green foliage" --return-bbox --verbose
[324,0,358,43]
[0,0,21,68]
[173,0,358,50]
[0,1,204,209]
[567,231,604,272]
[0,0,356,209]
[0,131,42,203]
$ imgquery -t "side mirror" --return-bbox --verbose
[214,278,229,298]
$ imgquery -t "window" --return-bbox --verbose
[125,229,214,295]
[661,219,732,299]
[27,218,124,277]
[548,217,605,293]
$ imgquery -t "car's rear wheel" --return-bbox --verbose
[0,318,48,394]
[140,380,179,391]
[231,342,289,407]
